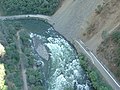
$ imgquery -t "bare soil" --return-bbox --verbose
[84,0,120,53]
[85,0,120,40]
[84,0,120,82]
[52,0,102,42]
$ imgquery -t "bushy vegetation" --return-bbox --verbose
[0,0,62,15]
[0,20,45,90]
[95,5,103,14]
[79,54,112,90]
[109,31,120,78]
[0,21,23,90]
[20,31,45,90]
[112,31,120,45]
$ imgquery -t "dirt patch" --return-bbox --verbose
[52,0,102,43]
[83,0,120,83]
[84,0,120,40]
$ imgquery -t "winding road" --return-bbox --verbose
[0,0,120,90]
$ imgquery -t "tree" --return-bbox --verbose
[0,0,62,15]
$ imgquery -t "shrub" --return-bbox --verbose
[0,0,62,15]
[79,54,112,90]
[95,5,103,14]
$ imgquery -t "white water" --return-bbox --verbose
[30,27,90,90]
[46,36,90,90]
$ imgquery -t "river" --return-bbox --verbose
[11,19,92,90]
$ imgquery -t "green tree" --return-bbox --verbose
[0,0,62,15]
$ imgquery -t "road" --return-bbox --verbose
[75,40,120,90]
[16,30,28,90]
[0,14,50,21]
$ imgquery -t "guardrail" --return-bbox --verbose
[74,40,120,90]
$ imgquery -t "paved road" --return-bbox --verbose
[75,40,120,90]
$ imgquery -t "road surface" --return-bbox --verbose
[16,30,28,90]
[75,40,120,90]
[0,14,50,20]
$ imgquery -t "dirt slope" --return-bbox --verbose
[51,0,103,42]
[85,0,120,53]
[83,0,120,82]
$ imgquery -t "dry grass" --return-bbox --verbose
[97,30,120,81]
[85,0,120,82]
[85,0,120,40]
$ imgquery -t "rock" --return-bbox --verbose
[36,43,49,60]
[32,35,49,60]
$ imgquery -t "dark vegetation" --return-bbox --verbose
[79,54,113,90]
[0,0,62,15]
[95,4,103,14]
[0,20,44,90]
[0,21,23,90]
[20,31,44,90]
[97,31,120,82]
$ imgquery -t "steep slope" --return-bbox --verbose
[83,0,120,83]
[51,0,103,42]
[85,0,120,53]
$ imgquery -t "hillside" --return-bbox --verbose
[83,0,120,83]
[0,0,118,90]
